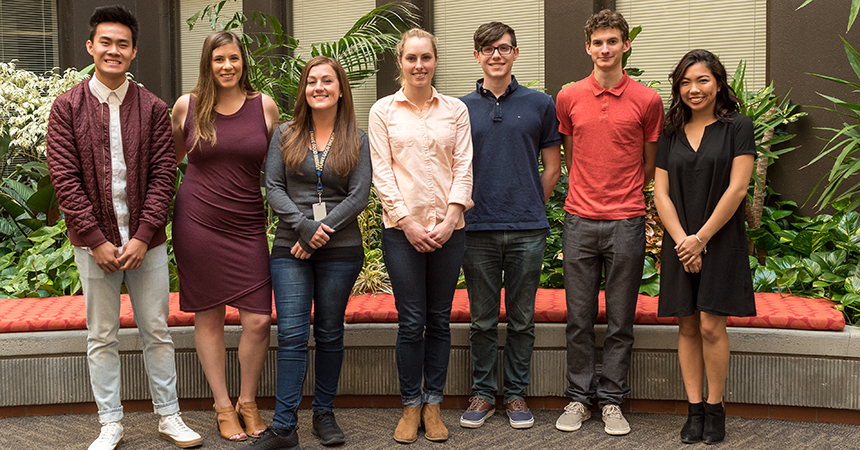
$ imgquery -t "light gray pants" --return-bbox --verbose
[75,243,179,423]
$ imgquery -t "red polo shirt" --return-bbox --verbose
[556,71,663,220]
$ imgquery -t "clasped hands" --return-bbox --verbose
[92,238,148,273]
[400,216,455,253]
[675,234,706,274]
[291,223,335,260]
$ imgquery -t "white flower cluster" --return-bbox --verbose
[0,61,89,161]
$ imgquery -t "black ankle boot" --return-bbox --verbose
[680,402,704,444]
[702,401,726,444]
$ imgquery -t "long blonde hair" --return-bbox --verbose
[279,56,360,177]
[188,31,255,151]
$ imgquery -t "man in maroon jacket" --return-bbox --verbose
[46,5,200,450]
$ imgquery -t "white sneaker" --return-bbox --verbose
[88,422,123,450]
[158,413,203,448]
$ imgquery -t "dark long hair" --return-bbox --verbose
[663,49,740,136]
[279,56,360,177]
[188,31,255,151]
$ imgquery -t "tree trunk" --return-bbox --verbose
[747,106,777,260]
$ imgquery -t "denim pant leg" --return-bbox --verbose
[463,231,504,403]
[562,214,603,405]
[422,229,465,404]
[383,229,426,406]
[311,259,363,412]
[75,246,125,424]
[271,257,314,430]
[122,244,179,417]
[383,228,464,406]
[596,217,644,408]
[500,229,545,403]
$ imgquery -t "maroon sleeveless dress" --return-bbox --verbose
[173,95,272,314]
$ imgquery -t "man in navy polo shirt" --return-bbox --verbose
[458,21,562,430]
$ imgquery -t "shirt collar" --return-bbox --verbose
[89,76,130,104]
[475,75,520,98]
[393,86,441,108]
[588,70,630,97]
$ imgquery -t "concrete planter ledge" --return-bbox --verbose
[2,321,858,412]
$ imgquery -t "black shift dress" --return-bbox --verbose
[656,112,756,318]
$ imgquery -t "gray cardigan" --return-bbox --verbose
[265,123,372,255]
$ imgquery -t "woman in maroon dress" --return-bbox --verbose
[171,31,279,442]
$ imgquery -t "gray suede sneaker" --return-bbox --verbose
[602,404,631,435]
[555,401,591,431]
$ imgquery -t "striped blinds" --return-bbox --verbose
[0,0,58,73]
[179,0,244,95]
[616,0,767,103]
[293,0,378,131]
[433,0,546,98]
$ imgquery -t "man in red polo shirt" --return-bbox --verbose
[554,9,663,436]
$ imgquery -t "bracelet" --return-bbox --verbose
[695,235,707,255]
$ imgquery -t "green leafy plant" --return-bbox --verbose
[805,37,860,212]
[0,62,89,173]
[747,197,860,325]
[353,187,391,294]
[0,162,79,298]
[729,61,805,261]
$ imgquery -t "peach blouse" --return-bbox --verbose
[369,87,473,230]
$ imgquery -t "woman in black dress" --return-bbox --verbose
[654,49,756,445]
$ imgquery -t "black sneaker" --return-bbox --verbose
[312,410,346,446]
[241,427,299,450]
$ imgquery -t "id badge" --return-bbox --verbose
[313,202,327,221]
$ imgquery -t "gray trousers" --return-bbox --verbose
[562,213,644,408]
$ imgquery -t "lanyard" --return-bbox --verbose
[309,127,334,203]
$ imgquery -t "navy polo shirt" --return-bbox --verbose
[460,76,562,231]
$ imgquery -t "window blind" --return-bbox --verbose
[179,0,244,95]
[433,0,545,98]
[0,0,59,74]
[616,0,767,104]
[293,0,378,131]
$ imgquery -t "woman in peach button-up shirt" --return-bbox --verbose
[368,28,473,444]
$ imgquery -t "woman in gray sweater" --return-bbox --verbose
[253,56,371,450]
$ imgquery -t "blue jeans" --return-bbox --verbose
[382,228,465,406]
[270,256,363,431]
[462,229,546,404]
[562,214,644,408]
[74,243,179,424]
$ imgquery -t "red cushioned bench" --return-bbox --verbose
[0,289,844,333]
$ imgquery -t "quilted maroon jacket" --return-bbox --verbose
[46,79,176,249]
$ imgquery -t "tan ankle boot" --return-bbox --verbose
[394,405,422,443]
[422,403,448,442]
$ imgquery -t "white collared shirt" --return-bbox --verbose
[88,76,131,248]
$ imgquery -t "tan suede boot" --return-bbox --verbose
[394,405,422,443]
[422,403,449,442]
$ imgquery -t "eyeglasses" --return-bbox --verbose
[479,44,515,56]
